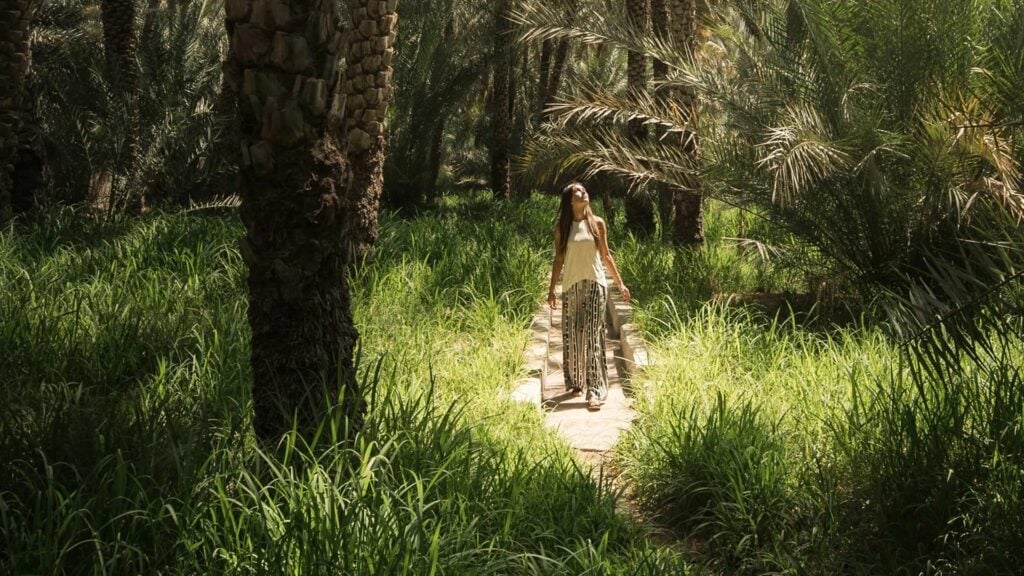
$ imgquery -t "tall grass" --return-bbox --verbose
[0,197,691,574]
[616,203,1024,574]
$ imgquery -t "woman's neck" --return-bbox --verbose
[571,208,587,221]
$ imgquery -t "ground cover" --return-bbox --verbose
[615,205,1024,575]
[0,196,691,575]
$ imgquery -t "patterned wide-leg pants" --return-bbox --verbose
[562,279,608,402]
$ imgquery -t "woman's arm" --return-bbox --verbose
[596,218,631,302]
[548,228,564,309]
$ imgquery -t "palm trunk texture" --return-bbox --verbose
[100,0,144,213]
[624,0,655,236]
[667,0,703,245]
[225,0,360,441]
[0,0,32,221]
[650,0,675,239]
[342,0,399,264]
[489,0,512,199]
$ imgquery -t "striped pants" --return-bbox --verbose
[562,279,608,402]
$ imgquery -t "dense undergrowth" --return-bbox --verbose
[616,209,1024,574]
[3,195,1022,575]
[0,196,690,575]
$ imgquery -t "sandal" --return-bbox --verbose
[587,398,602,411]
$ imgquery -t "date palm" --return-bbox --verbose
[490,0,514,199]
[342,0,400,264]
[515,0,1024,360]
[624,0,655,234]
[0,0,33,222]
[650,0,674,237]
[100,0,143,212]
[225,0,360,441]
[385,0,489,207]
[665,0,703,245]
[537,4,574,123]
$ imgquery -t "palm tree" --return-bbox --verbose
[650,0,675,238]
[226,0,360,441]
[515,0,1024,358]
[665,0,702,244]
[141,0,162,45]
[384,0,490,207]
[342,0,400,264]
[624,0,655,235]
[100,0,143,212]
[490,0,513,199]
[536,1,576,122]
[0,0,33,221]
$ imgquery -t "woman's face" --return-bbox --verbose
[570,185,589,207]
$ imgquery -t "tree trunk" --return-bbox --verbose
[12,64,48,213]
[651,0,674,239]
[342,0,400,265]
[226,0,361,442]
[0,0,42,219]
[537,39,552,118]
[537,1,572,123]
[100,0,143,213]
[667,0,703,245]
[624,0,655,236]
[141,0,162,45]
[425,117,445,202]
[489,0,512,200]
[545,39,570,111]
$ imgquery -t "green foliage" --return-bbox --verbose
[616,203,1024,574]
[33,0,226,209]
[0,200,690,574]
[514,0,1024,363]
[384,0,492,206]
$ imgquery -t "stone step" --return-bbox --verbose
[514,273,648,466]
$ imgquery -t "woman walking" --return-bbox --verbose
[547,182,631,411]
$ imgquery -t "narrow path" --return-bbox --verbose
[512,277,650,472]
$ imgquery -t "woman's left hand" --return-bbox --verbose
[620,285,631,302]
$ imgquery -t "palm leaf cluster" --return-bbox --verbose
[33,0,224,210]
[516,0,1024,361]
[383,0,493,206]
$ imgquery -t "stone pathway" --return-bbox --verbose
[511,277,650,468]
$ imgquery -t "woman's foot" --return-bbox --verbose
[587,397,602,411]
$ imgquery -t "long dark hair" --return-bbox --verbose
[555,182,600,257]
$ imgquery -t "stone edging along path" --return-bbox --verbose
[511,276,651,462]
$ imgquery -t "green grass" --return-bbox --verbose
[3,196,1021,575]
[0,197,691,575]
[614,204,1024,575]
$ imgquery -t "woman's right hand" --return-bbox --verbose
[547,289,558,309]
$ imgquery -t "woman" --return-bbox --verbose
[547,182,631,411]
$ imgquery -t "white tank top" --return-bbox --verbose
[562,219,607,290]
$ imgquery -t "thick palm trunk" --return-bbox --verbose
[489,0,512,199]
[342,0,399,264]
[226,0,359,441]
[624,0,655,236]
[667,0,703,245]
[100,0,143,213]
[0,0,32,221]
